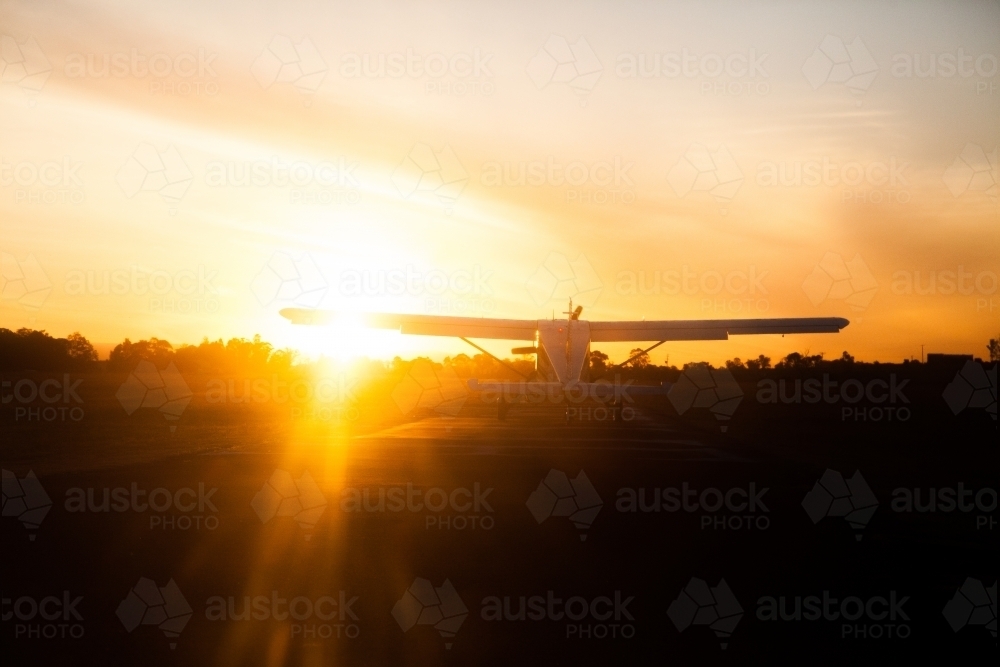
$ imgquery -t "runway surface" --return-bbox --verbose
[3,403,996,665]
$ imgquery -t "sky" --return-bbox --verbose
[1,0,998,365]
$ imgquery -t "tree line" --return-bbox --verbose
[2,328,997,374]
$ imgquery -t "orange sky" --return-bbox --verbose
[2,0,998,365]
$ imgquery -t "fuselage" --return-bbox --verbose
[535,319,592,385]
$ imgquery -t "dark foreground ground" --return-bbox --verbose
[2,363,996,666]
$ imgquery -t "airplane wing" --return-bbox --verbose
[279,308,537,340]
[589,317,850,342]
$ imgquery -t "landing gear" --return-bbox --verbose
[497,397,512,421]
[611,399,622,422]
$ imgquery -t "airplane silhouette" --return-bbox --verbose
[281,303,849,420]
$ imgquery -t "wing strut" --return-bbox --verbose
[591,340,667,381]
[459,337,531,379]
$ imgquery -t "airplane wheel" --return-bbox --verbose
[497,397,511,421]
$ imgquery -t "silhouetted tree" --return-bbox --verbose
[589,350,610,376]
[108,338,174,370]
[682,361,714,371]
[745,354,771,371]
[625,348,650,369]
[0,328,99,370]
[777,352,824,369]
[989,336,1000,363]
[66,332,98,362]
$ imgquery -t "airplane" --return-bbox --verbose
[280,303,849,421]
